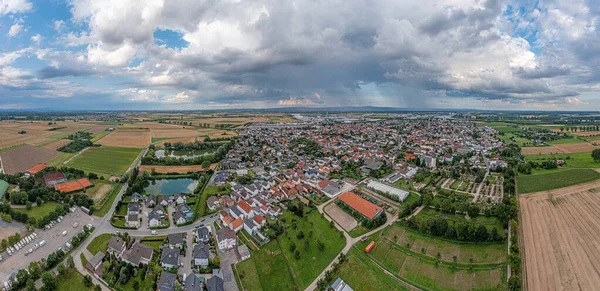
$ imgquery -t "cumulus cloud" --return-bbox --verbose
[0,0,32,15]
[1,0,599,109]
[8,23,23,37]
[30,33,41,44]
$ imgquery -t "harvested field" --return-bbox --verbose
[138,164,216,174]
[88,126,109,133]
[520,180,600,290]
[570,131,600,137]
[0,144,60,174]
[207,130,237,139]
[521,146,563,155]
[553,142,598,153]
[151,129,203,138]
[97,129,150,148]
[324,203,358,231]
[43,139,72,150]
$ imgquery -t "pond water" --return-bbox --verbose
[144,179,198,195]
[155,150,212,160]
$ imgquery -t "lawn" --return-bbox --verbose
[333,247,409,291]
[203,185,231,196]
[86,233,112,255]
[56,268,94,291]
[518,168,600,193]
[46,152,76,167]
[13,201,63,220]
[252,240,296,291]
[276,211,346,289]
[525,152,600,168]
[235,258,264,291]
[67,146,141,177]
[415,208,505,235]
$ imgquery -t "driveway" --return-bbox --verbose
[219,248,239,291]
[181,230,194,277]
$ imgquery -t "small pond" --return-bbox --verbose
[144,179,198,195]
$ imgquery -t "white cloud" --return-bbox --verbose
[30,33,41,44]
[86,42,136,67]
[164,91,193,103]
[278,96,317,106]
[0,0,32,15]
[53,20,65,31]
[8,23,23,37]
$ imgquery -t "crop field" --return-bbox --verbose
[521,146,563,155]
[520,180,600,290]
[97,129,150,148]
[66,146,141,177]
[518,168,600,193]
[552,142,598,153]
[361,224,506,291]
[0,144,60,174]
[151,128,203,138]
[42,139,72,150]
[153,136,204,145]
[138,164,216,174]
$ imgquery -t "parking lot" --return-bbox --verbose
[0,208,99,284]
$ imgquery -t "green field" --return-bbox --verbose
[86,233,112,255]
[518,168,600,193]
[13,201,63,220]
[525,152,600,168]
[334,247,409,291]
[235,258,264,291]
[547,138,583,144]
[248,211,346,290]
[56,268,94,291]
[497,132,534,146]
[252,240,296,291]
[46,152,76,167]
[415,208,505,235]
[359,224,506,291]
[276,211,346,289]
[91,131,112,142]
[66,146,141,177]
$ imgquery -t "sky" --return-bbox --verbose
[0,0,599,111]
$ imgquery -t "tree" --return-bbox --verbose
[508,276,522,291]
[42,272,56,291]
[592,149,600,162]
[26,201,32,210]
[57,264,66,275]
[294,250,301,260]
[317,240,325,251]
[83,274,93,287]
[95,285,102,291]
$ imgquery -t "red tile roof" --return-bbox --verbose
[77,178,93,188]
[231,217,243,230]
[26,163,47,175]
[238,200,252,214]
[338,192,383,220]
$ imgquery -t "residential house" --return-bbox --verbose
[173,210,188,225]
[238,245,251,261]
[243,218,258,235]
[174,194,186,205]
[237,200,254,218]
[107,236,126,258]
[168,233,185,249]
[123,242,154,266]
[206,272,224,291]
[126,212,140,228]
[184,274,203,291]
[195,227,211,243]
[206,196,220,211]
[148,211,162,228]
[131,192,144,202]
[192,243,210,268]
[158,196,169,206]
[154,204,166,215]
[178,204,193,218]
[230,217,243,233]
[85,251,105,274]
[146,196,157,207]
[157,271,177,291]
[216,229,237,250]
[160,248,180,269]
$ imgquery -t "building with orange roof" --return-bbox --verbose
[55,178,93,193]
[230,217,243,233]
[337,192,383,220]
[237,200,253,217]
[25,163,47,176]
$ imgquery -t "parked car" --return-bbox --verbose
[62,231,67,236]
[39,240,46,247]
[151,230,157,235]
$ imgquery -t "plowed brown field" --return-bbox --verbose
[520,180,600,290]
[522,146,563,155]
[97,129,150,148]
[553,142,598,153]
